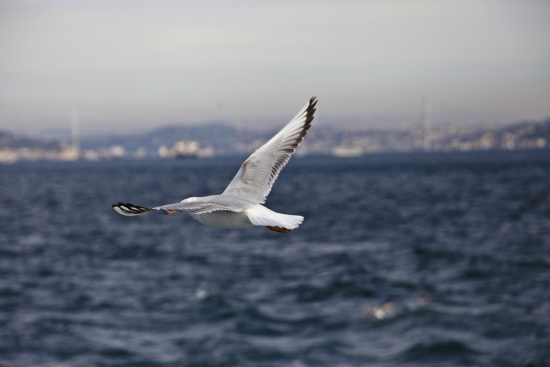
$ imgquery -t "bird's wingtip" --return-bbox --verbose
[112,202,153,217]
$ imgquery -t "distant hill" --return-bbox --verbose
[80,122,277,155]
[435,118,550,151]
[0,130,62,151]
[2,117,550,160]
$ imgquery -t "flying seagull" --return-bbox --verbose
[112,97,317,233]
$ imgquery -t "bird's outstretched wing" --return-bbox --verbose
[222,96,317,204]
[112,201,243,217]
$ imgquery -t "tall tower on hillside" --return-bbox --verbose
[71,103,80,151]
[58,103,81,161]
[422,97,432,152]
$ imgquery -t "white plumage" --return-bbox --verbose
[113,97,317,233]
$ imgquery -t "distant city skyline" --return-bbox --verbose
[1,1,549,136]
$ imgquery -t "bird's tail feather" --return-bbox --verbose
[247,205,304,230]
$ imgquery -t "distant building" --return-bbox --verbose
[171,139,199,159]
[108,145,126,159]
[0,148,18,164]
[158,146,171,159]
[332,146,363,158]
[58,143,80,161]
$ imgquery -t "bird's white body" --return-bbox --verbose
[193,210,254,229]
[113,97,317,233]
[192,204,302,230]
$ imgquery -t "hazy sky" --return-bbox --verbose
[1,1,549,136]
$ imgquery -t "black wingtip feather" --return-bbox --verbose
[113,202,152,215]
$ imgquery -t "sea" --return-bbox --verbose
[1,151,549,367]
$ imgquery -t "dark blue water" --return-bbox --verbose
[1,151,549,367]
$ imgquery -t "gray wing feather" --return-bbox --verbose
[154,201,243,214]
[222,96,317,203]
[112,201,243,217]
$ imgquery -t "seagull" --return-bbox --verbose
[112,97,317,233]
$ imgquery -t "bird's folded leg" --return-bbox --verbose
[164,210,178,215]
[266,226,290,233]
